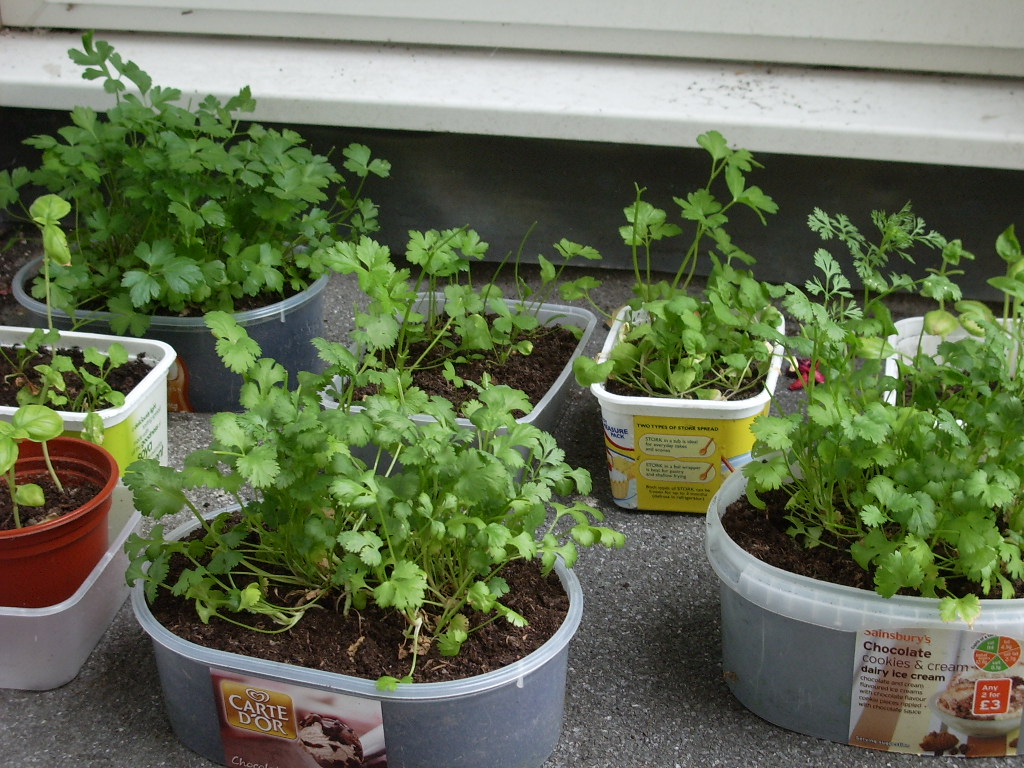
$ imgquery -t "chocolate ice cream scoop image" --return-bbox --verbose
[297,713,364,768]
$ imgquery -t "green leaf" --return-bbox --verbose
[573,356,614,386]
[14,483,45,507]
[205,311,262,373]
[11,404,64,443]
[939,595,981,625]
[373,560,427,611]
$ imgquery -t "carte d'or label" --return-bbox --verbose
[219,680,298,739]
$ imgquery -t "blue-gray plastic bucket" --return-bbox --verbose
[14,258,328,413]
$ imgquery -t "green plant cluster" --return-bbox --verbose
[573,131,785,400]
[125,313,624,685]
[327,225,601,399]
[0,404,68,528]
[0,32,390,335]
[0,194,136,440]
[745,205,1024,624]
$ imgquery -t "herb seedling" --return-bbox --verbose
[573,131,785,399]
[327,225,600,402]
[0,193,138,442]
[0,404,66,528]
[0,32,390,334]
[125,312,624,685]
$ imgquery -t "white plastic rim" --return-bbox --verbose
[0,504,139,619]
[591,305,786,419]
[132,508,584,701]
[892,315,1020,372]
[705,468,1024,633]
[0,325,175,431]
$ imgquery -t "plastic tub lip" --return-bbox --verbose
[591,305,786,414]
[13,256,330,329]
[706,468,1024,631]
[132,508,583,701]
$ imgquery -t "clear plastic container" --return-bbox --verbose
[0,491,139,690]
[132,510,583,768]
[706,469,1024,745]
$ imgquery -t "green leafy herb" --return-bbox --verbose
[125,315,624,682]
[744,206,1024,624]
[573,131,784,399]
[0,32,389,333]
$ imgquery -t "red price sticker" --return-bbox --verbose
[973,679,1013,716]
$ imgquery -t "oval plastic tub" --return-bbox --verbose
[0,501,140,689]
[706,469,1024,748]
[14,258,328,413]
[132,511,584,768]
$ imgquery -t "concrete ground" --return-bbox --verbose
[0,265,1002,768]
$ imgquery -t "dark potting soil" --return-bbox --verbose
[0,472,103,530]
[0,345,153,407]
[149,556,570,683]
[722,488,876,591]
[723,488,1024,600]
[356,324,582,415]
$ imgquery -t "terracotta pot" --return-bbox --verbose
[0,437,119,608]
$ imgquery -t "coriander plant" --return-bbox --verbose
[742,206,1024,625]
[0,32,390,335]
[327,225,601,398]
[125,313,624,685]
[573,131,786,400]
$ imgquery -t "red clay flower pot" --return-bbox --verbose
[0,437,119,608]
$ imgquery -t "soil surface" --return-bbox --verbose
[149,556,569,684]
[0,344,154,407]
[357,324,582,415]
[722,488,876,591]
[723,487,1024,600]
[0,472,103,530]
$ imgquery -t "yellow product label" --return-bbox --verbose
[610,410,764,513]
[219,680,298,740]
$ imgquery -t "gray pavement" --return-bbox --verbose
[0,267,995,767]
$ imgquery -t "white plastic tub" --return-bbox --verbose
[593,308,784,513]
[0,326,175,473]
[0,496,140,690]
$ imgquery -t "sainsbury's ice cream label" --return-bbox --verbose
[601,410,764,513]
[213,670,386,767]
[849,627,1024,756]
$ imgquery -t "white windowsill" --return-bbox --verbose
[0,29,1021,171]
